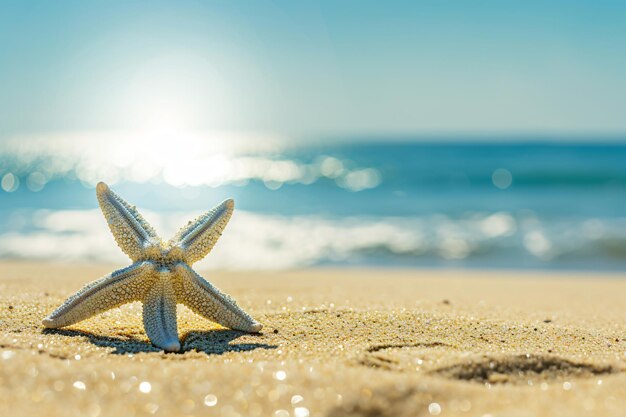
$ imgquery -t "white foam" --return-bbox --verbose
[1,208,625,269]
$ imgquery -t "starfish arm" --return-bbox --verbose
[42,261,156,329]
[169,199,234,264]
[175,263,262,333]
[143,270,180,352]
[96,182,160,261]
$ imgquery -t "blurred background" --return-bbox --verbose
[1,1,625,270]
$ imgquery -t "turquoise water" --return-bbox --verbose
[1,138,626,270]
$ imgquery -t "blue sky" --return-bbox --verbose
[1,0,626,139]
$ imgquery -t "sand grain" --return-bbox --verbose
[1,263,625,417]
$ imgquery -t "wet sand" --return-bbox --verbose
[1,262,625,417]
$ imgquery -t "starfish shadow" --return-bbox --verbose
[42,328,277,355]
[42,328,160,354]
[181,329,278,355]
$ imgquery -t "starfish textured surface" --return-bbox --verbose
[43,182,262,352]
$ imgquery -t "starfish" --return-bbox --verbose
[43,182,262,352]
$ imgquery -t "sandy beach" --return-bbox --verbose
[1,262,625,417]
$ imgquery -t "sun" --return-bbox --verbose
[115,51,225,133]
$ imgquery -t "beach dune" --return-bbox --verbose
[1,262,625,417]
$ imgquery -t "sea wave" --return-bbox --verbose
[2,209,626,270]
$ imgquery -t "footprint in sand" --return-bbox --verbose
[431,354,619,384]
[359,342,453,371]
[360,343,621,384]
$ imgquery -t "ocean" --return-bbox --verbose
[1,136,626,271]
